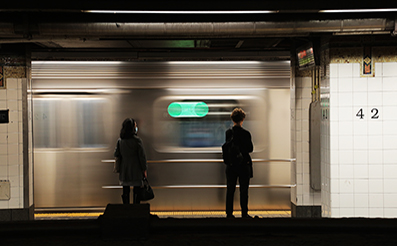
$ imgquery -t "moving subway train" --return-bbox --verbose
[32,61,292,212]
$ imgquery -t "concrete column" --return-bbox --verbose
[291,63,322,217]
[0,45,33,221]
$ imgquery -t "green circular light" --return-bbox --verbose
[167,102,183,117]
[167,101,209,118]
[194,102,209,117]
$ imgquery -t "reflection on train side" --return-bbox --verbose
[33,97,110,149]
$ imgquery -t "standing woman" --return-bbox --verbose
[114,118,148,204]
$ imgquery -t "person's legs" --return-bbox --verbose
[133,186,142,204]
[122,186,130,204]
[239,167,250,217]
[226,166,238,217]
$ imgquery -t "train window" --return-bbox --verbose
[33,97,109,149]
[74,99,107,148]
[154,98,238,152]
[33,99,62,148]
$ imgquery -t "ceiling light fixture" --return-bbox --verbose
[84,10,277,14]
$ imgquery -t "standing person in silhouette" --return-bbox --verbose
[224,108,253,218]
[114,118,147,204]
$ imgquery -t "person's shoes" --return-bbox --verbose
[242,214,253,219]
[226,214,235,219]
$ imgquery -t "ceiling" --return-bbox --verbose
[0,1,396,61]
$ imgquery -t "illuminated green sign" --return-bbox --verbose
[168,102,209,118]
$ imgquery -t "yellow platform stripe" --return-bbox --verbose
[34,210,290,218]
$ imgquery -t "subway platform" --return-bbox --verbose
[1,204,397,246]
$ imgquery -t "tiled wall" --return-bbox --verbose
[324,61,397,218]
[292,72,321,208]
[0,78,24,209]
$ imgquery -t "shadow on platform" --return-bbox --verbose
[1,204,397,246]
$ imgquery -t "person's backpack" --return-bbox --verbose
[222,129,244,166]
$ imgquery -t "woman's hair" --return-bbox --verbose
[230,108,246,123]
[120,118,136,139]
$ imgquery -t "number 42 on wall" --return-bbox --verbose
[356,108,379,120]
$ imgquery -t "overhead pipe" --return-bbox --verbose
[0,19,394,43]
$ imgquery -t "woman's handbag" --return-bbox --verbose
[140,177,155,201]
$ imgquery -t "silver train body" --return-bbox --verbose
[32,61,292,211]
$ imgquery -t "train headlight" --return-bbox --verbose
[168,101,209,118]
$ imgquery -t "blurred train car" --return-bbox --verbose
[31,61,293,212]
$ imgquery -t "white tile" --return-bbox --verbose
[353,92,367,107]
[369,194,384,208]
[339,78,353,92]
[330,136,339,149]
[353,119,368,137]
[339,193,354,207]
[339,136,353,150]
[367,77,382,91]
[330,194,340,207]
[352,63,361,78]
[7,100,18,111]
[383,77,397,91]
[8,165,19,176]
[383,121,397,135]
[383,106,397,120]
[330,64,339,78]
[382,62,397,77]
[369,165,383,179]
[353,78,368,92]
[330,164,339,178]
[330,178,339,193]
[354,194,369,208]
[0,90,6,99]
[0,144,7,155]
[369,208,384,218]
[6,89,18,100]
[339,150,354,164]
[355,208,369,217]
[354,179,369,193]
[383,135,397,149]
[330,208,340,218]
[338,63,353,78]
[353,136,368,150]
[367,120,382,136]
[7,155,18,167]
[0,166,7,178]
[369,179,383,193]
[339,178,354,192]
[7,144,18,155]
[338,107,353,121]
[383,151,397,164]
[368,150,383,164]
[384,194,397,208]
[384,179,397,193]
[383,92,397,106]
[7,79,18,89]
[338,92,353,107]
[0,133,7,144]
[353,151,368,164]
[7,133,18,144]
[354,165,368,179]
[9,111,18,123]
[0,155,7,166]
[339,121,353,135]
[384,209,397,218]
[367,92,382,106]
[374,62,383,77]
[368,135,383,150]
[0,201,9,209]
[330,78,338,92]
